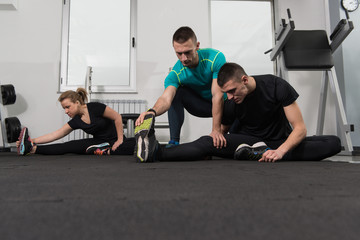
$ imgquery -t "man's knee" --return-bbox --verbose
[309,135,342,157]
[327,135,342,154]
[196,136,214,147]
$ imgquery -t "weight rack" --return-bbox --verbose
[0,84,21,151]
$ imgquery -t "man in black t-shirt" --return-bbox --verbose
[221,74,298,140]
[135,62,341,163]
[217,63,311,162]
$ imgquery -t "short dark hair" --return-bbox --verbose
[217,62,247,87]
[172,26,197,44]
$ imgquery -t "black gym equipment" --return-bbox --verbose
[1,84,16,105]
[5,117,21,143]
[121,113,140,138]
[0,83,22,151]
[265,9,354,155]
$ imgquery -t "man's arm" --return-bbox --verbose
[260,101,307,162]
[135,86,177,126]
[210,78,227,148]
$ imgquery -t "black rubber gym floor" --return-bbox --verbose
[1,152,360,240]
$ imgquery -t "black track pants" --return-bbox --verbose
[159,134,341,161]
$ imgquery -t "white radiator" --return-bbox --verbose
[63,99,147,142]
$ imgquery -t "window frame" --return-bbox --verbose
[59,0,137,93]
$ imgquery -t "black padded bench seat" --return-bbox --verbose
[283,30,334,69]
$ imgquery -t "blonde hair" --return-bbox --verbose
[58,88,88,105]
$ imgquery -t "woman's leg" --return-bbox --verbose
[35,138,107,155]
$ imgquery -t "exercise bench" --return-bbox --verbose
[266,9,355,155]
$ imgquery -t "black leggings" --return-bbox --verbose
[168,87,236,142]
[168,87,212,142]
[35,137,135,155]
[159,134,341,161]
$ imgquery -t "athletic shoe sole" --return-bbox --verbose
[18,127,28,155]
[134,114,154,162]
[86,142,110,155]
[234,141,269,160]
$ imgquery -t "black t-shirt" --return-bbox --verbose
[68,102,117,141]
[222,74,299,140]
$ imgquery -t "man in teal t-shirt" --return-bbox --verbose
[135,26,227,148]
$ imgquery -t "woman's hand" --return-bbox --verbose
[112,139,123,151]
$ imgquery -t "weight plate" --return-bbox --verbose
[1,84,16,105]
[5,117,21,143]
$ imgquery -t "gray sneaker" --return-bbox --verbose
[134,114,158,162]
[234,142,270,160]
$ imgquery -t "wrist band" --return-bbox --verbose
[147,108,157,116]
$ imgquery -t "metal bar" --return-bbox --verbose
[330,20,354,53]
[328,68,353,154]
[270,20,295,61]
[316,71,329,135]
[85,66,93,101]
[275,19,286,41]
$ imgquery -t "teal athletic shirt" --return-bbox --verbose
[164,48,226,101]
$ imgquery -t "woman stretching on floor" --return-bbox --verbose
[16,88,135,155]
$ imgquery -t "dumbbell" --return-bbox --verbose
[121,113,140,138]
[1,84,16,105]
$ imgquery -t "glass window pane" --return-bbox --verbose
[62,0,134,91]
[211,1,273,74]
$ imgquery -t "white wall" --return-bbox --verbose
[0,0,341,146]
[0,0,63,144]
